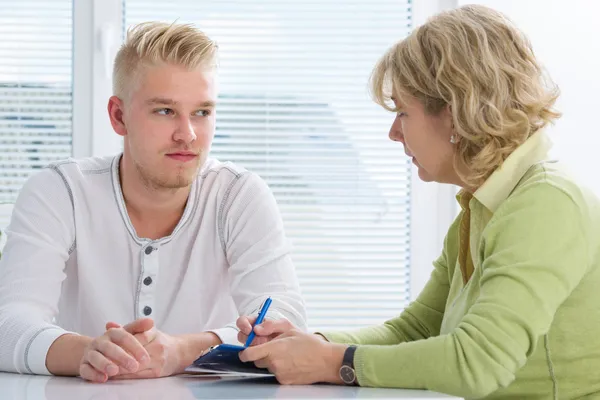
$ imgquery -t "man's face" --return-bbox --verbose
[120,63,217,189]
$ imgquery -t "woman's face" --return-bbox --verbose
[389,95,463,186]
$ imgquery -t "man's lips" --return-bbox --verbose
[166,152,198,162]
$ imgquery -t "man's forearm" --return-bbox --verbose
[175,331,222,373]
[46,333,92,376]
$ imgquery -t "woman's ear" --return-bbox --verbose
[108,96,127,137]
[445,104,455,133]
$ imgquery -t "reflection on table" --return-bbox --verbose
[0,372,458,400]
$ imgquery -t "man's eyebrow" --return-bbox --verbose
[145,97,178,106]
[196,100,216,108]
[144,98,216,108]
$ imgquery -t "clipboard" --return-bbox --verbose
[185,344,273,376]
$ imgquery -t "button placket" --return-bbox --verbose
[139,244,159,319]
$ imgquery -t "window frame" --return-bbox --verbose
[75,0,458,302]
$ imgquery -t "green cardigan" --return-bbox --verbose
[322,131,600,399]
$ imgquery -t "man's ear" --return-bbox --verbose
[108,95,127,137]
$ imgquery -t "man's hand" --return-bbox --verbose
[104,320,186,380]
[236,315,295,346]
[79,318,152,383]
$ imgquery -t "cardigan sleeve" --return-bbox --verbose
[327,183,590,398]
[321,215,459,346]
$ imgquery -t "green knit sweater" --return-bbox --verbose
[322,132,600,399]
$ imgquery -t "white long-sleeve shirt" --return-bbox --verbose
[0,155,306,375]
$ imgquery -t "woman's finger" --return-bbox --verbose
[235,315,256,335]
[254,319,293,336]
[253,358,270,369]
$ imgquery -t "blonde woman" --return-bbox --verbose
[237,5,600,399]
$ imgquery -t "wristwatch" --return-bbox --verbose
[339,345,358,386]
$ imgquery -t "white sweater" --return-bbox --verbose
[0,155,306,375]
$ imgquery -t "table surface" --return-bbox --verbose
[0,372,459,400]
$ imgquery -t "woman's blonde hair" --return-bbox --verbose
[371,5,561,187]
[113,21,218,100]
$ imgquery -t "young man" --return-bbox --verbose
[0,22,306,383]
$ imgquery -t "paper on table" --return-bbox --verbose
[184,366,273,377]
[184,344,274,378]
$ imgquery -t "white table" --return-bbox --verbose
[0,372,459,400]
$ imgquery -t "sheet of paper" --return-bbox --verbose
[184,365,274,378]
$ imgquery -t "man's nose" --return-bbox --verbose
[174,117,197,143]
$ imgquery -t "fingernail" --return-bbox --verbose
[106,365,119,375]
[140,355,150,363]
[127,360,138,371]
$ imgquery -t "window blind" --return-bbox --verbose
[0,0,73,229]
[126,0,413,331]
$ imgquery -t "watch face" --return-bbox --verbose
[340,365,356,384]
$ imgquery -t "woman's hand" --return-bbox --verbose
[239,329,347,385]
[236,315,295,346]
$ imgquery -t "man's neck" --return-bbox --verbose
[119,156,191,240]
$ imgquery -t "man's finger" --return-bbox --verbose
[107,328,150,363]
[95,339,140,372]
[80,362,108,383]
[105,321,121,330]
[85,350,119,377]
[112,368,159,380]
[121,318,154,335]
[133,327,157,346]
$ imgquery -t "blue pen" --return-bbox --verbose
[244,297,272,347]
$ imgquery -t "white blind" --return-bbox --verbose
[126,0,413,331]
[0,0,73,229]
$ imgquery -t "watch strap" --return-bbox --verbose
[343,345,357,369]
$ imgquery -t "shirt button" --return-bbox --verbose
[144,247,153,255]
[143,306,152,316]
[143,276,153,286]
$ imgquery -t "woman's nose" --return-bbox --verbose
[388,124,404,143]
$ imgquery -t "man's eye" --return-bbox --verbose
[195,110,211,117]
[156,108,174,115]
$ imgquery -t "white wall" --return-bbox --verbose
[458,0,600,194]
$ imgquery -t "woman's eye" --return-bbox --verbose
[397,111,407,118]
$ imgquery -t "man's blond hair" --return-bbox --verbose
[113,21,218,100]
[370,5,560,188]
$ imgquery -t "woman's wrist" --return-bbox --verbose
[314,332,329,342]
[322,342,347,384]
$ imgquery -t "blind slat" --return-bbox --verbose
[0,0,73,216]
[127,0,413,330]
